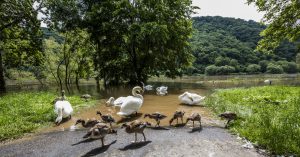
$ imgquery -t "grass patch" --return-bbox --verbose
[205,86,300,155]
[0,92,97,141]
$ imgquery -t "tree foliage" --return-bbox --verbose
[43,29,95,90]
[0,0,43,92]
[247,0,300,52]
[189,16,298,75]
[44,0,197,84]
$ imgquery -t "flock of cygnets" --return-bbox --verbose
[53,85,236,147]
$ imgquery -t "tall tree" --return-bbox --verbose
[247,0,300,52]
[44,0,197,85]
[0,0,43,92]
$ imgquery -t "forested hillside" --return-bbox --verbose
[187,16,299,75]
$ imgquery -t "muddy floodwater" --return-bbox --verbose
[6,74,300,132]
[46,87,221,132]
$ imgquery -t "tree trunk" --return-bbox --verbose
[130,36,140,85]
[57,60,63,91]
[95,75,100,92]
[75,71,80,90]
[0,50,6,93]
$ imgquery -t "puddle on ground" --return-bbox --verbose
[41,88,223,132]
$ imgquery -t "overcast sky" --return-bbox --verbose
[39,0,265,27]
[192,0,264,22]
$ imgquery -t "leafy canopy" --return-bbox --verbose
[44,0,198,84]
[247,0,300,52]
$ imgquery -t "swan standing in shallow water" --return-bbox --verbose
[264,79,272,85]
[106,86,144,116]
[178,91,205,105]
[156,86,168,96]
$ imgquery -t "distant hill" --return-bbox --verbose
[189,16,298,75]
[41,27,64,43]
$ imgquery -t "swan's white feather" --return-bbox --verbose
[178,92,205,105]
[54,100,73,123]
[156,86,168,96]
[107,86,144,116]
[117,96,143,116]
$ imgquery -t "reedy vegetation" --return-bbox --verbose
[205,86,300,155]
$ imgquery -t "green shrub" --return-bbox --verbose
[267,63,284,74]
[215,56,231,66]
[216,65,235,75]
[278,61,298,73]
[205,86,300,155]
[259,60,269,73]
[205,65,218,75]
[246,64,261,74]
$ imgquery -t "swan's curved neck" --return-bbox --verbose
[135,94,144,101]
[107,97,115,106]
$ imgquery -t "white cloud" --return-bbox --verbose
[192,0,264,22]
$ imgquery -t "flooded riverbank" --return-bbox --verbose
[42,88,222,133]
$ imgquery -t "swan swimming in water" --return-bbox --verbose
[141,82,153,91]
[156,86,168,96]
[106,86,144,116]
[178,91,205,105]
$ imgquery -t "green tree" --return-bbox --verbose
[205,65,218,75]
[43,29,95,91]
[267,63,284,74]
[247,0,300,52]
[246,64,261,74]
[0,0,43,92]
[190,16,297,75]
[296,53,300,71]
[45,0,197,85]
[277,61,298,73]
[215,56,231,66]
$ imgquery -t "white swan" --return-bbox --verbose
[54,100,73,125]
[106,86,144,116]
[141,82,153,91]
[156,86,168,96]
[264,79,272,85]
[106,96,127,107]
[178,92,205,105]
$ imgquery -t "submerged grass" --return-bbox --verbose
[0,92,97,141]
[205,86,300,155]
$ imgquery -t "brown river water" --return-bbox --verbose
[45,87,220,132]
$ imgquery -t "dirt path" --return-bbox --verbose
[0,125,264,157]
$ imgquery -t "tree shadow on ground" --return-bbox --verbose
[119,141,152,151]
[116,113,143,124]
[81,140,117,157]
